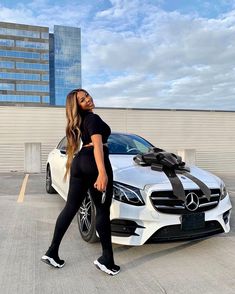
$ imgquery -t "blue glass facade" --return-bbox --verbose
[0,22,81,105]
[49,33,55,105]
[52,25,81,105]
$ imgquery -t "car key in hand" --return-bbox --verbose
[101,191,106,204]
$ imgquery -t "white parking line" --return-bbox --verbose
[17,174,29,203]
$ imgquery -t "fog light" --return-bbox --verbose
[223,210,230,224]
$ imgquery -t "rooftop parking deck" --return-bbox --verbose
[0,172,234,294]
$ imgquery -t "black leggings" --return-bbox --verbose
[49,146,114,263]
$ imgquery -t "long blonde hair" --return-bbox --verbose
[63,88,88,181]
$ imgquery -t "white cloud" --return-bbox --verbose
[0,1,91,31]
[82,1,235,110]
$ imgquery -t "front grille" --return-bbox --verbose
[150,189,220,214]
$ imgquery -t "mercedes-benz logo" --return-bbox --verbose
[185,192,199,211]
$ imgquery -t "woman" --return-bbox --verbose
[41,89,120,276]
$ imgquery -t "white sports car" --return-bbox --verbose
[46,132,232,246]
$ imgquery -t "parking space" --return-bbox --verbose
[0,172,234,294]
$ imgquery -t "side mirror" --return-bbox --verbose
[60,148,66,155]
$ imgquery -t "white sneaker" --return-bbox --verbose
[94,259,120,276]
[41,255,65,268]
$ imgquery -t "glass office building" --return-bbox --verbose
[51,26,81,105]
[0,22,81,105]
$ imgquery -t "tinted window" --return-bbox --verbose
[16,84,49,92]
[55,134,153,155]
[57,137,67,150]
[0,50,40,59]
[107,134,153,154]
[0,72,40,80]
[0,95,40,102]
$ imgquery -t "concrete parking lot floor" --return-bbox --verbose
[0,172,234,294]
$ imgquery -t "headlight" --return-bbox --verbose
[113,182,145,206]
[220,182,227,200]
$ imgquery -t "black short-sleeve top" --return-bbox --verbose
[80,111,111,145]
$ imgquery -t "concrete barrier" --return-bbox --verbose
[177,149,196,165]
[24,143,41,173]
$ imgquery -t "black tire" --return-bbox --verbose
[46,165,57,194]
[77,191,99,243]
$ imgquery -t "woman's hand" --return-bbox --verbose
[94,171,108,192]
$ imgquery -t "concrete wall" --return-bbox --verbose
[0,105,235,174]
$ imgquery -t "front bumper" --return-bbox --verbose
[110,193,232,246]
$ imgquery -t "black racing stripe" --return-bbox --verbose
[182,172,211,200]
[163,167,185,201]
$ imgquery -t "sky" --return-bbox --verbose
[1,0,235,110]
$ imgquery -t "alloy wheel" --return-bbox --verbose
[78,194,92,235]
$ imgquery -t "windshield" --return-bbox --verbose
[107,133,153,155]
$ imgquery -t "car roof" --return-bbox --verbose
[110,132,138,136]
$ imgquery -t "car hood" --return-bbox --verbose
[110,155,221,190]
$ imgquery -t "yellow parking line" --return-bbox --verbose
[17,174,29,203]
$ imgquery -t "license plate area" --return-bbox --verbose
[181,212,205,231]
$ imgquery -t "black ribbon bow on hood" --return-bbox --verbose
[133,147,211,201]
